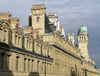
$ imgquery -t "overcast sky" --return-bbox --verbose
[0,0,100,68]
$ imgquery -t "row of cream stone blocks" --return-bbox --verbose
[0,50,53,76]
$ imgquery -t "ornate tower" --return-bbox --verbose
[68,32,75,45]
[78,25,89,61]
[31,4,46,34]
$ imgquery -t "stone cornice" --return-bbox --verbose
[0,42,53,62]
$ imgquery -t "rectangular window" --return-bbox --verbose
[18,37,20,46]
[27,39,28,48]
[1,54,4,69]
[29,41,31,49]
[28,59,30,71]
[7,55,10,70]
[37,61,39,72]
[42,62,44,73]
[16,57,18,71]
[0,29,2,41]
[31,60,33,72]
[24,58,26,71]
[15,35,17,44]
[4,31,6,42]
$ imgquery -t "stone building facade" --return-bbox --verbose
[0,4,99,76]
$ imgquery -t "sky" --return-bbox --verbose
[0,0,100,68]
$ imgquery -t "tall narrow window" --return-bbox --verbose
[24,58,26,71]
[28,59,30,71]
[31,60,34,72]
[1,54,4,69]
[16,57,18,71]
[27,39,28,48]
[15,35,17,44]
[18,37,20,46]
[42,62,44,73]
[4,31,6,42]
[36,17,40,22]
[7,55,10,70]
[0,29,2,41]
[37,61,39,72]
[29,41,31,49]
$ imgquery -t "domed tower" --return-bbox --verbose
[78,25,89,61]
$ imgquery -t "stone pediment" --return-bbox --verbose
[16,28,23,35]
[0,19,11,28]
[28,34,34,39]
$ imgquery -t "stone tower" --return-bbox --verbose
[31,4,46,34]
[78,25,89,61]
[68,32,75,45]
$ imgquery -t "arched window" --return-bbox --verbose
[80,37,81,40]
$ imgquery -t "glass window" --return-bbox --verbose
[27,39,28,48]
[37,61,39,72]
[24,58,26,71]
[31,60,34,72]
[29,41,31,49]
[0,29,2,41]
[15,35,17,44]
[7,55,10,70]
[28,59,30,71]
[18,37,20,46]
[16,57,18,71]
[4,31,6,42]
[1,54,4,69]
[36,17,40,22]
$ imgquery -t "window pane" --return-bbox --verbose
[24,59,26,71]
[28,59,30,71]
[1,54,4,69]
[31,60,33,72]
[4,31,6,42]
[0,29,2,41]
[18,37,20,46]
[16,57,18,71]
[7,55,10,70]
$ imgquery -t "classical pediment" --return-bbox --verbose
[0,19,11,28]
[15,29,24,35]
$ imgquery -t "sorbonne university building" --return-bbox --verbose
[0,4,99,76]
